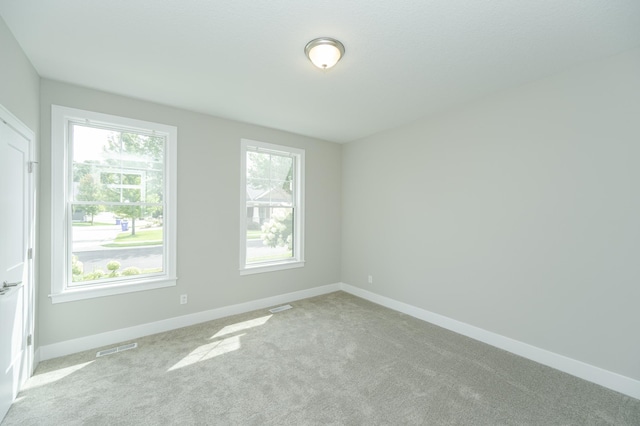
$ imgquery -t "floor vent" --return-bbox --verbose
[269,304,293,313]
[96,342,138,358]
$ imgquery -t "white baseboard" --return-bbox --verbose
[339,282,640,400]
[39,283,340,361]
[37,281,639,400]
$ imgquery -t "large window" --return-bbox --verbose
[240,139,304,274]
[51,106,177,303]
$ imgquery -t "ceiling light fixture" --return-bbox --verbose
[304,37,345,70]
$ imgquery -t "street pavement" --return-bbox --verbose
[72,223,163,273]
[75,246,164,273]
[72,224,289,274]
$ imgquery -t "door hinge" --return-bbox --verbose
[27,335,32,346]
[28,248,33,259]
[28,161,38,173]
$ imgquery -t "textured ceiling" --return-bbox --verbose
[1,1,640,143]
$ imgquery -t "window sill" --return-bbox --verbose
[240,260,305,276]
[49,276,177,304]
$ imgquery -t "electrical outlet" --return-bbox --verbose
[180,294,188,304]
[368,275,373,284]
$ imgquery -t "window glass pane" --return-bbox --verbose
[120,132,165,205]
[72,125,117,166]
[246,151,270,180]
[122,174,142,185]
[100,172,121,185]
[269,155,293,182]
[246,151,270,203]
[245,150,294,205]
[71,124,165,205]
[268,181,293,205]
[246,178,269,203]
[246,207,293,264]
[70,205,164,285]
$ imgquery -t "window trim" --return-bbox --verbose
[50,105,177,303]
[239,139,305,275]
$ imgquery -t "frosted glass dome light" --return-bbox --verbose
[304,38,345,70]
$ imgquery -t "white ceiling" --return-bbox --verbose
[1,1,640,143]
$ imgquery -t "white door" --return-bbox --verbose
[0,106,35,422]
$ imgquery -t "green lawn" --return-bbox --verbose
[116,228,163,241]
[72,221,114,227]
[102,229,163,247]
[247,229,262,240]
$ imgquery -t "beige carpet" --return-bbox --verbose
[3,291,639,425]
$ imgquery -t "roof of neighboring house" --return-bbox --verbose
[246,186,291,204]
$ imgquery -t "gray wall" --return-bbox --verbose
[38,79,342,346]
[0,16,40,345]
[342,48,640,381]
[0,17,39,132]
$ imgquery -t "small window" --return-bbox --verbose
[240,139,305,274]
[51,106,177,303]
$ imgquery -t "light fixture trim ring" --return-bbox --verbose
[304,37,345,69]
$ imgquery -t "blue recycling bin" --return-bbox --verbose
[121,220,129,231]
[115,218,121,225]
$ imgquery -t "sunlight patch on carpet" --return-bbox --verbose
[168,334,245,372]
[22,361,94,390]
[211,314,272,339]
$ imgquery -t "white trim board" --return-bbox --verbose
[39,283,340,361]
[339,282,640,400]
[33,348,41,372]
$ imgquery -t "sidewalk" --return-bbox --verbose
[72,224,162,252]
[72,224,122,252]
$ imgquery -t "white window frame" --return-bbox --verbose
[240,139,305,275]
[50,105,177,303]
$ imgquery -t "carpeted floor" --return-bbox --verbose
[3,291,639,425]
